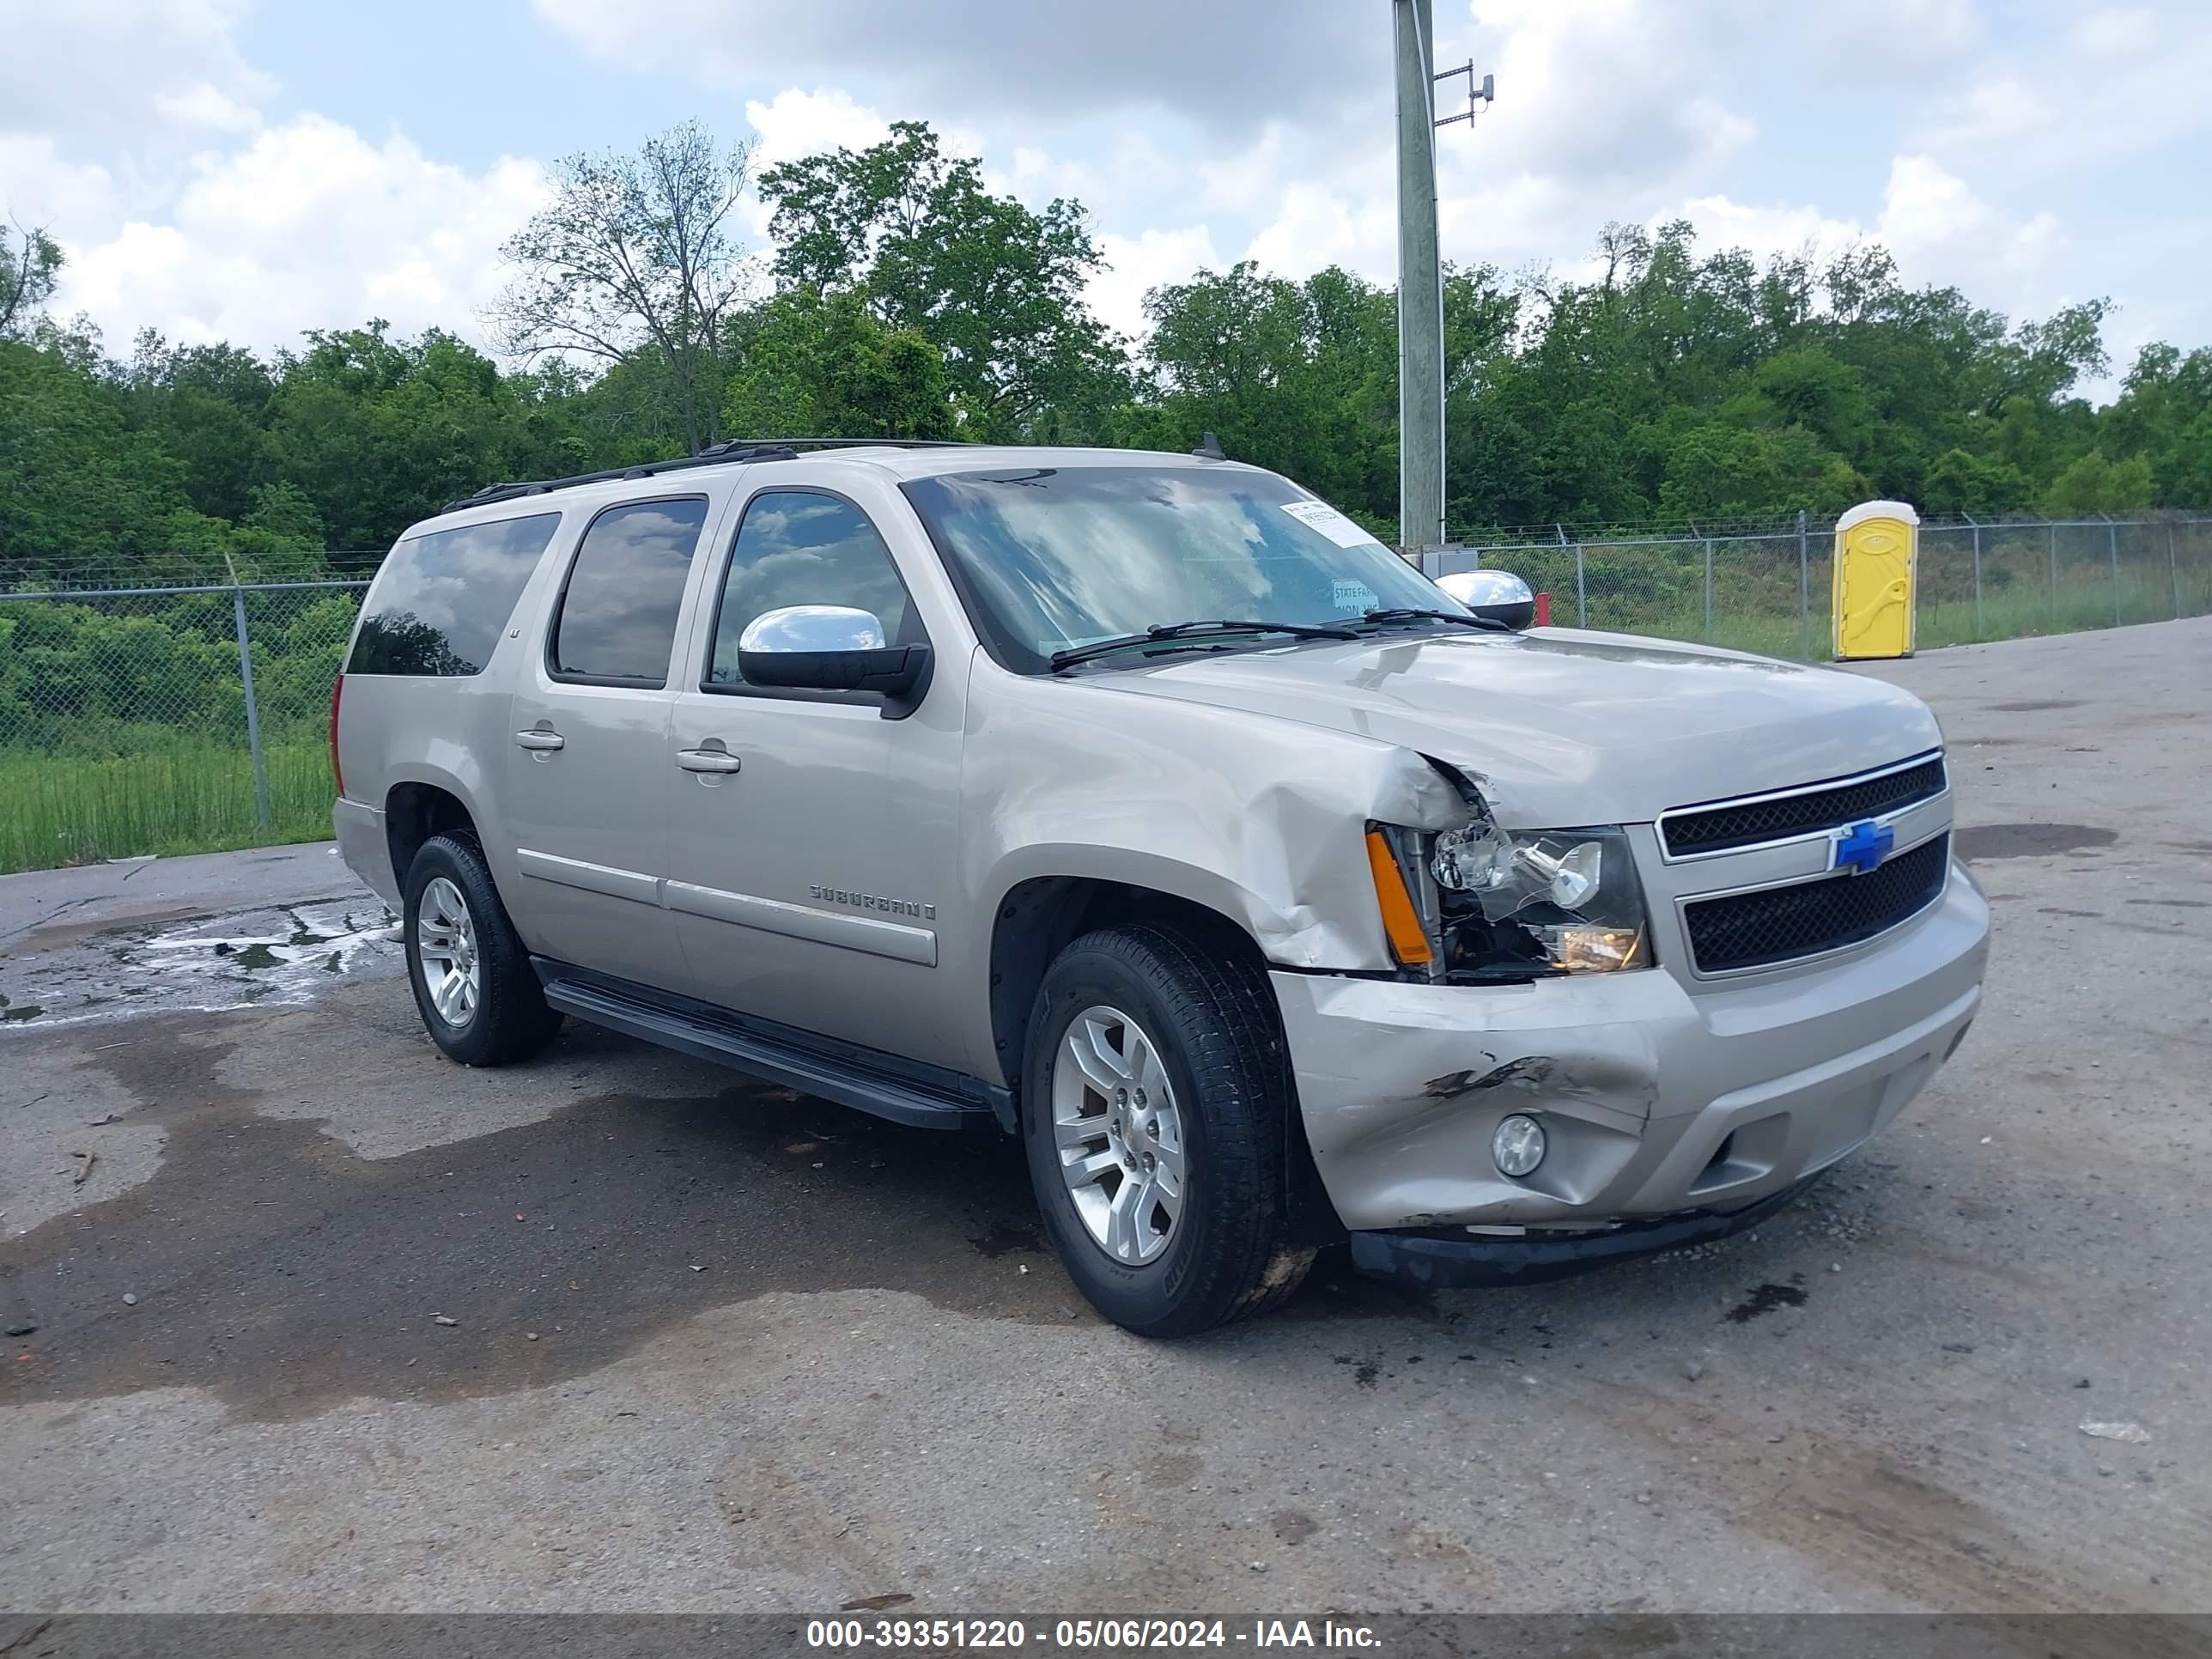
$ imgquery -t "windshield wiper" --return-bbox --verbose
[1050,618,1360,672]
[1357,606,1513,634]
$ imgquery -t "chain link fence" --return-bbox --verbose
[1422,512,2212,659]
[0,579,366,873]
[3,512,2209,874]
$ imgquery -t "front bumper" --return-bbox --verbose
[1347,1172,1826,1288]
[1271,863,1989,1236]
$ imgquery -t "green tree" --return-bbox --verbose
[723,288,951,439]
[2043,449,2154,515]
[0,335,194,584]
[1,219,64,338]
[124,331,278,523]
[489,122,753,453]
[262,322,553,556]
[758,121,1124,438]
[1920,447,2033,516]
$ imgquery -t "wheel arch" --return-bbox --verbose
[384,773,483,894]
[986,872,1343,1248]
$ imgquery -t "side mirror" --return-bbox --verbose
[736,605,933,714]
[1435,568,1538,630]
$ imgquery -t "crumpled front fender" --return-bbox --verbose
[966,677,1468,971]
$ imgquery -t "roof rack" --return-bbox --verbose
[437,437,973,515]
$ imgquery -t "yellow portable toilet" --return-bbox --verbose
[1832,500,1919,659]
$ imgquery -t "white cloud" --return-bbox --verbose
[533,0,1379,130]
[149,82,259,135]
[1801,0,1982,64]
[1198,130,1290,216]
[0,0,271,147]
[1918,2,2212,167]
[743,88,891,173]
[1209,0,1777,294]
[1875,154,2060,280]
[1668,155,2061,319]
[1669,196,1863,265]
[1089,225,1225,342]
[1453,0,1759,193]
[53,118,548,353]
[1246,183,1395,283]
[2072,8,2156,55]
[0,136,125,229]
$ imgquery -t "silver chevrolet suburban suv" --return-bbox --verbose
[331,439,1990,1335]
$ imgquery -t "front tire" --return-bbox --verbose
[403,833,561,1066]
[1022,923,1313,1336]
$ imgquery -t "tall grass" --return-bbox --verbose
[0,738,335,874]
[1573,575,2201,659]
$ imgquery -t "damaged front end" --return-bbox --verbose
[1368,767,1653,986]
[1277,755,1985,1267]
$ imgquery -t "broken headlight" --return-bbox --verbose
[1430,820,1649,980]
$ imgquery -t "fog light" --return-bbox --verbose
[1492,1114,1547,1178]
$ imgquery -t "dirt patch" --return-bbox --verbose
[967,1220,1045,1259]
[0,1012,1068,1421]
[1956,823,2118,860]
[1724,1281,1808,1323]
[1272,1510,1320,1546]
[12,906,215,957]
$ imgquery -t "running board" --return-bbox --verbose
[538,971,1000,1133]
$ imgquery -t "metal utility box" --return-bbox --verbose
[1832,500,1919,659]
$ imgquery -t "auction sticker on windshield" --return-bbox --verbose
[1279,499,1377,548]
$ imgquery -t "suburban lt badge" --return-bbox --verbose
[1830,819,1896,875]
[811,884,936,920]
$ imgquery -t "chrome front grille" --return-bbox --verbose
[1660,754,1948,860]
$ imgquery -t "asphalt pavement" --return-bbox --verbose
[1,617,2207,1614]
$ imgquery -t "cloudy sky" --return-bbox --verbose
[4,0,2207,391]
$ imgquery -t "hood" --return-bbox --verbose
[1094,627,1943,826]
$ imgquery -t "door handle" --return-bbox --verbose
[514,729,565,752]
[676,747,743,775]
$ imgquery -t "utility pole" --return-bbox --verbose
[1395,0,1491,556]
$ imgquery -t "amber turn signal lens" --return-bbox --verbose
[1366,830,1434,967]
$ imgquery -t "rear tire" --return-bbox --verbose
[403,833,561,1066]
[1021,922,1312,1337]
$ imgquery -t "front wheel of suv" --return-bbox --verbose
[1021,923,1313,1336]
[403,833,562,1066]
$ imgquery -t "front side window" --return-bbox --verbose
[348,511,563,677]
[708,492,914,687]
[549,497,709,686]
[900,466,1451,672]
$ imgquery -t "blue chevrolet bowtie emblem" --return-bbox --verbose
[1832,819,1894,874]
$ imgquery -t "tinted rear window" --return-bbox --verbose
[348,513,563,677]
[549,497,710,685]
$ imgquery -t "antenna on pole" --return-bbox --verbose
[1394,0,1493,557]
[1432,63,1496,128]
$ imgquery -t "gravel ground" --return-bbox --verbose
[0,617,2206,1614]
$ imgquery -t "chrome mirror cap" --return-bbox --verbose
[1436,569,1534,609]
[737,605,887,654]
[1437,569,1539,630]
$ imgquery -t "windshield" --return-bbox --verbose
[900,465,1462,672]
